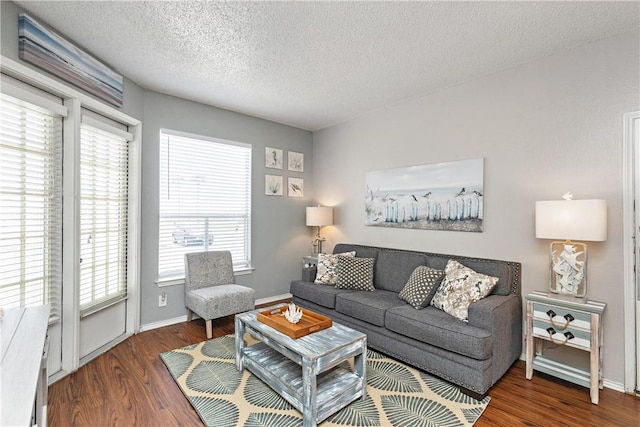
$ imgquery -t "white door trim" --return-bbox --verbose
[623,110,639,393]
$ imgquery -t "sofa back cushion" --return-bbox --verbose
[332,243,520,296]
[427,256,513,296]
[333,243,379,260]
[374,249,428,293]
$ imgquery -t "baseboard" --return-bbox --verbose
[138,293,292,333]
[256,293,292,306]
[139,315,189,332]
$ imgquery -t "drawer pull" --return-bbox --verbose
[546,327,575,345]
[546,310,575,330]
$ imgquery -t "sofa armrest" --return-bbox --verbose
[467,294,519,330]
[467,294,523,382]
[302,266,317,282]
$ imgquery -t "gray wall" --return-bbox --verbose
[1,1,315,327]
[312,32,639,386]
[141,92,313,324]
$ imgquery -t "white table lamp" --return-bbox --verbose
[306,206,333,253]
[535,193,607,301]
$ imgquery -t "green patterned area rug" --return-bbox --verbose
[160,335,489,427]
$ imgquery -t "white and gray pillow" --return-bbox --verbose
[399,266,444,309]
[431,259,498,321]
[314,251,356,285]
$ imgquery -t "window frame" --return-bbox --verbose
[157,129,253,285]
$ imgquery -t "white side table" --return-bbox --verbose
[525,291,606,404]
[303,255,319,267]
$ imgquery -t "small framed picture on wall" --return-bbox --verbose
[265,175,283,196]
[288,177,304,197]
[265,147,283,169]
[288,151,304,172]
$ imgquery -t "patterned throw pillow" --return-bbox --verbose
[335,256,375,291]
[314,251,356,285]
[399,266,444,309]
[430,259,499,321]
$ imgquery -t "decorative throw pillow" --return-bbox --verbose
[399,266,444,309]
[314,251,356,285]
[430,259,499,321]
[335,256,375,291]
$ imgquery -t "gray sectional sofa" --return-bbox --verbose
[290,243,522,397]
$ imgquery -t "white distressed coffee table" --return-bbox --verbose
[235,305,367,427]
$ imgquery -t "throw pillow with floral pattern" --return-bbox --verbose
[430,259,498,321]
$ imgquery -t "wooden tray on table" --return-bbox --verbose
[256,305,332,339]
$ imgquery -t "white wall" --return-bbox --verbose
[313,32,639,386]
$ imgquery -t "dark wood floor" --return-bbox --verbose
[49,308,640,427]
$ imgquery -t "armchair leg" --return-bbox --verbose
[206,319,213,339]
[186,309,193,322]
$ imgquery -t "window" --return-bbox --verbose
[0,90,63,319]
[158,130,252,281]
[79,113,131,314]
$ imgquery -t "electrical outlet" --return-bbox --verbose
[159,292,167,307]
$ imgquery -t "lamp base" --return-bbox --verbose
[548,240,588,300]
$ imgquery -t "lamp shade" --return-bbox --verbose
[535,199,607,242]
[306,206,333,227]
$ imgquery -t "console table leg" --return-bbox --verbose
[589,313,600,404]
[525,302,534,380]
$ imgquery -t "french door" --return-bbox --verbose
[77,111,132,361]
[1,57,141,380]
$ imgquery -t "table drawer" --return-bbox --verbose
[532,321,590,350]
[532,302,591,330]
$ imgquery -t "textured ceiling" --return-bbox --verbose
[12,1,639,131]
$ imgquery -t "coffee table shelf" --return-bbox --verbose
[235,305,367,427]
[243,343,364,421]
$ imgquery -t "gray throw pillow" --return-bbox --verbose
[335,256,375,291]
[399,266,444,309]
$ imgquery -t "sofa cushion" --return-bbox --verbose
[431,260,498,321]
[314,251,355,285]
[385,305,493,360]
[374,250,429,293]
[336,256,375,291]
[333,243,379,260]
[290,280,353,309]
[335,290,405,326]
[427,256,512,296]
[398,266,444,309]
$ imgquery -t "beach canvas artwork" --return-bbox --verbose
[365,158,484,232]
[18,13,123,106]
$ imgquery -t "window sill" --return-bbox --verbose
[156,266,255,288]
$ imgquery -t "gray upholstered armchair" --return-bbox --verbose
[184,251,255,339]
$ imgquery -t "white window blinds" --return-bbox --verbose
[158,130,252,281]
[0,93,63,319]
[79,114,131,314]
